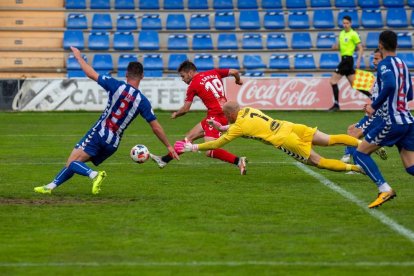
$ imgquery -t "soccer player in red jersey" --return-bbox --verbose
[150,60,247,174]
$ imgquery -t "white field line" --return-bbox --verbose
[295,162,414,244]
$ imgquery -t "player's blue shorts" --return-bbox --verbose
[365,120,412,148]
[76,128,117,166]
[396,123,414,151]
[355,115,385,137]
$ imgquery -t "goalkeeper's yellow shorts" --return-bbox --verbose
[277,124,317,163]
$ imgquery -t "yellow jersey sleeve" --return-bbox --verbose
[197,123,243,151]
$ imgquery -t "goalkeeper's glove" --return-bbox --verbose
[207,119,229,132]
[174,140,199,153]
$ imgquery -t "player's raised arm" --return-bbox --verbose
[149,120,179,160]
[70,46,99,81]
[171,101,192,119]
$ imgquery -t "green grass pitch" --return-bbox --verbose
[1,110,414,275]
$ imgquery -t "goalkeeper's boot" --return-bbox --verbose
[238,157,248,175]
[340,154,351,164]
[34,186,52,195]
[150,154,167,169]
[375,147,388,160]
[368,189,396,208]
[92,171,107,195]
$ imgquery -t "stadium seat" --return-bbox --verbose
[113,32,134,50]
[335,0,356,7]
[243,55,266,70]
[313,9,334,29]
[164,0,184,9]
[358,0,380,8]
[243,71,264,77]
[239,10,260,30]
[115,0,135,9]
[63,30,85,50]
[386,8,408,28]
[88,31,110,50]
[296,73,314,77]
[91,14,112,30]
[286,0,307,8]
[168,54,188,70]
[365,31,380,48]
[138,31,159,50]
[116,14,137,30]
[361,9,383,28]
[316,32,336,49]
[337,9,359,28]
[167,34,189,50]
[194,54,214,71]
[139,0,160,9]
[291,32,312,49]
[310,0,331,7]
[294,54,316,69]
[383,0,404,7]
[213,0,233,9]
[319,53,340,69]
[92,54,113,75]
[269,54,290,69]
[166,14,187,30]
[261,0,282,9]
[141,14,162,30]
[66,0,86,9]
[143,54,163,70]
[188,0,209,9]
[411,12,414,26]
[192,34,213,50]
[218,55,240,69]
[189,14,210,30]
[117,54,138,77]
[215,11,236,30]
[271,73,288,77]
[266,33,288,49]
[145,70,163,77]
[217,33,238,50]
[90,0,110,9]
[409,0,414,7]
[288,10,310,29]
[242,34,263,49]
[263,10,285,29]
[397,52,414,69]
[67,54,87,78]
[353,54,366,69]
[238,0,258,9]
[397,32,412,48]
[66,13,87,29]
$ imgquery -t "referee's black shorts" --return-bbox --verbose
[335,55,355,76]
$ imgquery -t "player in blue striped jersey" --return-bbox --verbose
[34,46,179,195]
[353,31,414,208]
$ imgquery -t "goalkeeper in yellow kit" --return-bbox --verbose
[175,101,364,174]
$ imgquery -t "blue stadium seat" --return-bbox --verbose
[316,32,336,48]
[266,33,288,49]
[218,55,240,69]
[139,0,160,9]
[166,14,187,30]
[337,9,359,28]
[354,54,366,69]
[66,13,87,29]
[117,14,137,30]
[143,54,163,70]
[113,32,134,50]
[63,30,85,50]
[243,71,264,77]
[190,14,210,30]
[239,10,260,30]
[335,0,356,7]
[243,55,266,70]
[242,34,263,49]
[409,0,414,7]
[192,34,213,50]
[291,32,313,49]
[238,0,258,9]
[138,31,159,50]
[115,0,135,9]
[217,33,238,50]
[66,0,86,9]
[88,31,110,50]
[168,54,188,70]
[310,0,331,7]
[397,53,414,69]
[296,73,314,77]
[141,14,162,30]
[412,12,414,26]
[93,54,113,75]
[269,54,290,69]
[215,11,236,30]
[358,0,380,8]
[261,0,282,9]
[368,52,376,69]
[397,32,412,48]
[294,54,316,69]
[313,9,334,29]
[386,8,408,28]
[213,0,233,9]
[366,32,380,48]
[271,73,288,77]
[145,70,163,77]
[361,9,383,28]
[91,14,112,30]
[194,54,214,71]
[321,73,333,77]
[90,0,110,9]
[188,0,209,9]
[286,0,307,8]
[67,54,87,78]
[167,34,189,50]
[383,0,404,7]
[319,53,340,69]
[263,10,285,29]
[164,0,184,9]
[117,54,138,77]
[288,10,310,29]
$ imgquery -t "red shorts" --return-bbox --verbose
[201,115,228,139]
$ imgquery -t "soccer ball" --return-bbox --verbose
[130,144,150,163]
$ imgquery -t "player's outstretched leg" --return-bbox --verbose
[207,149,247,175]
[34,166,75,194]
[328,134,360,147]
[150,153,168,169]
[316,157,363,173]
[368,190,396,208]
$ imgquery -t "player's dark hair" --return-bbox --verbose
[342,15,352,22]
[126,62,144,79]
[178,60,197,72]
[379,30,397,52]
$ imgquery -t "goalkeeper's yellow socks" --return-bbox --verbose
[328,134,360,147]
[317,157,359,172]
